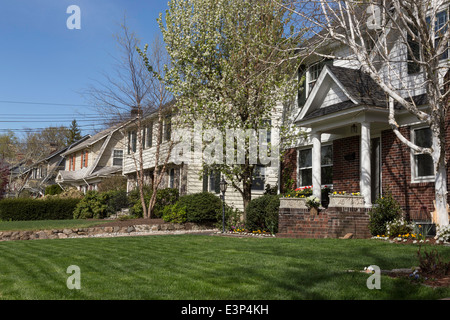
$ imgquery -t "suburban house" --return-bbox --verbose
[281,8,450,228]
[56,120,132,192]
[122,104,281,213]
[18,135,91,196]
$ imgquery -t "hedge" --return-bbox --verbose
[0,198,81,221]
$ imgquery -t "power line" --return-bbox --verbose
[0,100,96,107]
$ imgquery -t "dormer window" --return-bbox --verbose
[307,59,333,95]
[298,59,333,109]
[308,62,323,91]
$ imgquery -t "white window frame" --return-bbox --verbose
[297,143,333,188]
[112,149,124,167]
[251,165,266,193]
[410,125,435,183]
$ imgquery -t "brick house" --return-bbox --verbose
[279,11,450,235]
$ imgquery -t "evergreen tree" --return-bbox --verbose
[66,119,82,145]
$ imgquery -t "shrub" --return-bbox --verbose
[153,188,179,218]
[73,191,109,219]
[436,225,450,242]
[105,190,129,216]
[0,198,80,221]
[97,175,127,192]
[385,217,414,238]
[215,203,243,231]
[45,184,63,196]
[128,187,179,218]
[177,192,222,223]
[417,246,450,276]
[162,203,187,223]
[73,190,130,219]
[368,190,403,236]
[44,187,84,199]
[245,194,280,233]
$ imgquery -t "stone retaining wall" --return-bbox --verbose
[0,223,216,241]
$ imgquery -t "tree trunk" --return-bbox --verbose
[432,133,449,226]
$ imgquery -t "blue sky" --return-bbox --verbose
[0,0,169,137]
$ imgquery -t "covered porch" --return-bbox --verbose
[296,105,391,208]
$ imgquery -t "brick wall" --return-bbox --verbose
[381,128,435,221]
[332,136,360,193]
[278,206,371,239]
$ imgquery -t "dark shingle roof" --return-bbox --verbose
[326,65,388,107]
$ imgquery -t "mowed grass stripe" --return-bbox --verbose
[0,235,449,300]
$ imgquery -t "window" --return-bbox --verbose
[308,59,332,93]
[202,171,221,194]
[252,165,266,191]
[412,127,434,181]
[209,171,221,194]
[81,150,88,168]
[41,166,47,178]
[169,168,175,188]
[407,27,421,74]
[146,122,153,148]
[298,145,333,187]
[164,116,172,141]
[69,155,76,171]
[426,10,449,60]
[262,120,271,144]
[113,150,123,166]
[128,131,137,154]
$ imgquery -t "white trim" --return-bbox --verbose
[410,125,435,183]
[297,142,333,188]
[295,65,359,122]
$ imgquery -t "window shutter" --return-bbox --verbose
[214,171,221,194]
[202,172,208,192]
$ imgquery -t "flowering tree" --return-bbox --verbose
[0,159,9,199]
[283,0,450,226]
[159,0,300,212]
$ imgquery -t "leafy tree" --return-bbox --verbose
[0,159,9,199]
[159,0,299,213]
[0,131,18,162]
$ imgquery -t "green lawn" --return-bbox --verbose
[0,219,110,231]
[0,235,448,300]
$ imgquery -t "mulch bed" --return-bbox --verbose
[386,271,450,288]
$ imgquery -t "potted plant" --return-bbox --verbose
[306,195,320,215]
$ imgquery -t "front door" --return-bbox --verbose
[371,137,381,202]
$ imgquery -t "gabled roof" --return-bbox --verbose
[62,119,134,156]
[295,65,388,123]
[22,135,91,175]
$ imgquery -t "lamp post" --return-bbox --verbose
[219,177,228,233]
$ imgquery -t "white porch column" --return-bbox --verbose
[311,132,322,201]
[360,122,371,207]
